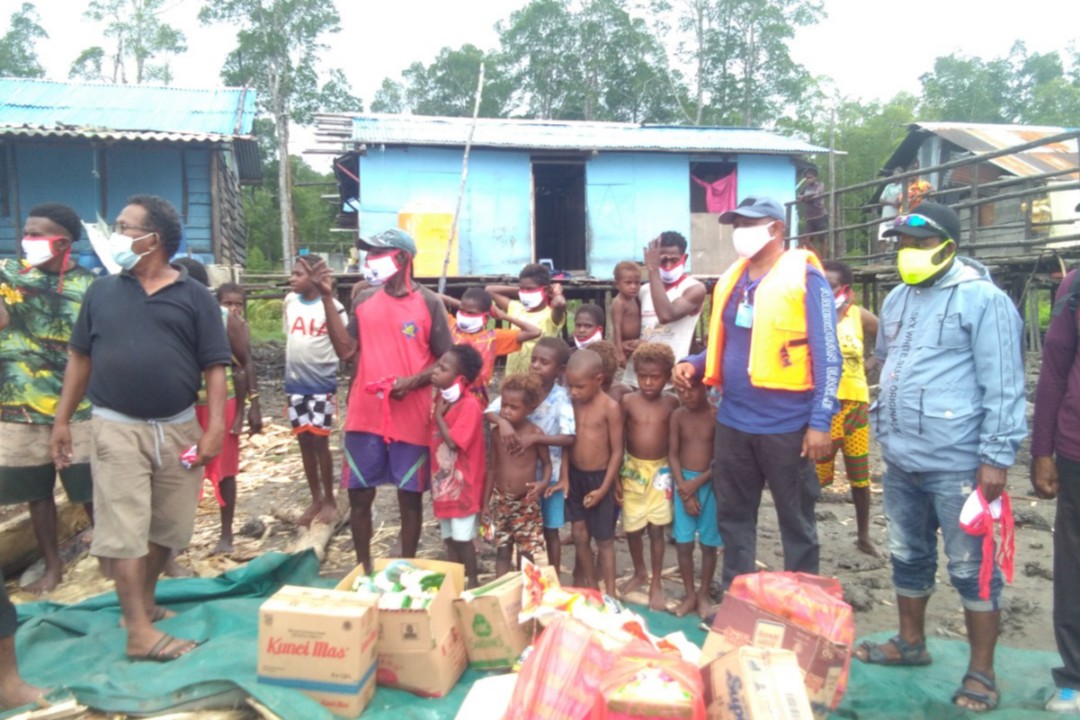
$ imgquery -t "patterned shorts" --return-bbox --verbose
[816,400,870,488]
[490,487,545,558]
[287,393,336,436]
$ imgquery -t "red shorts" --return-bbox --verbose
[195,397,240,506]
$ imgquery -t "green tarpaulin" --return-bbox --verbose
[1,553,1067,719]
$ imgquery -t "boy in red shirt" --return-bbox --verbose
[431,344,486,589]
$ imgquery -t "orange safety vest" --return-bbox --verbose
[703,249,823,392]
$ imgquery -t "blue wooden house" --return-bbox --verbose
[314,114,825,277]
[0,78,260,265]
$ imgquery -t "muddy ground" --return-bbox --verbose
[10,343,1059,657]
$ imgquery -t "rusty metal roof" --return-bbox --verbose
[905,122,1079,178]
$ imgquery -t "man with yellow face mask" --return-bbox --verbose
[856,202,1026,714]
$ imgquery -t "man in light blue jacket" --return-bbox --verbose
[854,202,1026,714]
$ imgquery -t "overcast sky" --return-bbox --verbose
[4,0,1079,144]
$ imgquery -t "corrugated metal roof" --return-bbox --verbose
[0,78,256,135]
[909,122,1079,178]
[333,114,826,155]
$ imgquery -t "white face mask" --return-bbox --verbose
[658,256,687,285]
[440,378,464,403]
[108,232,153,271]
[519,288,545,310]
[21,237,61,267]
[456,311,486,334]
[574,328,603,349]
[732,224,776,260]
[834,293,846,309]
[363,253,401,286]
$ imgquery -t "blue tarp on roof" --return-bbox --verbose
[347,113,827,155]
[0,78,256,136]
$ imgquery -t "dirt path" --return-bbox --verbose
[12,343,1058,656]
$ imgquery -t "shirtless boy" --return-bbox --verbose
[591,340,633,404]
[565,349,623,594]
[619,343,679,610]
[611,261,642,366]
[670,375,721,618]
[485,337,574,573]
[483,373,553,577]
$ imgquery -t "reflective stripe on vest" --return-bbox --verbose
[703,249,823,392]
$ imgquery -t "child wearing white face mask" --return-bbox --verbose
[441,288,542,404]
[430,344,487,589]
[486,264,567,375]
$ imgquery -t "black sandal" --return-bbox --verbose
[856,635,932,666]
[952,670,1000,713]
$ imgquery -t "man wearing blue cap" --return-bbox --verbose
[312,229,452,574]
[673,197,841,592]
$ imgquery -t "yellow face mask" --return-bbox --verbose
[897,239,954,285]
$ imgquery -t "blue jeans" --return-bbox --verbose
[883,462,1002,612]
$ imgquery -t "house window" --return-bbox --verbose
[690,161,736,213]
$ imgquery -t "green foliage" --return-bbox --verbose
[71,0,187,84]
[918,42,1080,125]
[0,2,47,78]
[401,44,511,118]
[246,298,285,343]
[242,154,344,271]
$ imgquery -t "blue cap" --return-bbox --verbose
[718,197,786,225]
[357,227,417,255]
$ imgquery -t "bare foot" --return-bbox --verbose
[119,605,177,628]
[618,572,648,597]
[696,591,715,620]
[0,678,47,710]
[23,566,62,595]
[857,537,883,558]
[164,556,195,578]
[297,502,321,528]
[315,500,337,526]
[211,536,234,555]
[648,582,666,612]
[672,594,697,617]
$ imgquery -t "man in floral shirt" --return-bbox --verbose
[0,203,95,594]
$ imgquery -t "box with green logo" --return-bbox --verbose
[452,572,536,670]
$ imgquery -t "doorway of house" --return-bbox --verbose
[533,161,586,272]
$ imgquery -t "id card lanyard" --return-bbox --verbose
[735,272,763,329]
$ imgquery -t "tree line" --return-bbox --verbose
[2,0,1079,269]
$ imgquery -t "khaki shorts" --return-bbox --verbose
[0,421,92,504]
[89,416,203,559]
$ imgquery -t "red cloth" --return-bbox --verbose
[959,488,1015,601]
[346,290,439,446]
[430,395,485,519]
[692,171,737,214]
[195,397,240,506]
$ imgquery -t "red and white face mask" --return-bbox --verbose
[959,487,1015,600]
[21,236,65,267]
[518,288,546,310]
[574,327,603,349]
[362,251,402,286]
[456,311,487,334]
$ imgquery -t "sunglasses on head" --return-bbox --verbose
[893,213,951,239]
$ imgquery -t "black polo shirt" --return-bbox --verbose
[69,264,232,419]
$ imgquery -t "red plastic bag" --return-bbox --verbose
[591,642,706,720]
[504,617,619,720]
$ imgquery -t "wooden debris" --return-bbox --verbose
[286,493,349,561]
[5,698,86,720]
[0,496,89,575]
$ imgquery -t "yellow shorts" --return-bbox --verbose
[619,454,673,532]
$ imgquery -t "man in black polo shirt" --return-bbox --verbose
[51,195,230,662]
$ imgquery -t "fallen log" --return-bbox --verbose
[0,495,89,576]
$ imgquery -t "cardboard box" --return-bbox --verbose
[700,595,848,716]
[453,572,536,670]
[703,647,814,720]
[257,585,379,718]
[337,558,468,697]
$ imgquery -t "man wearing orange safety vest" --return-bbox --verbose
[673,197,841,590]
